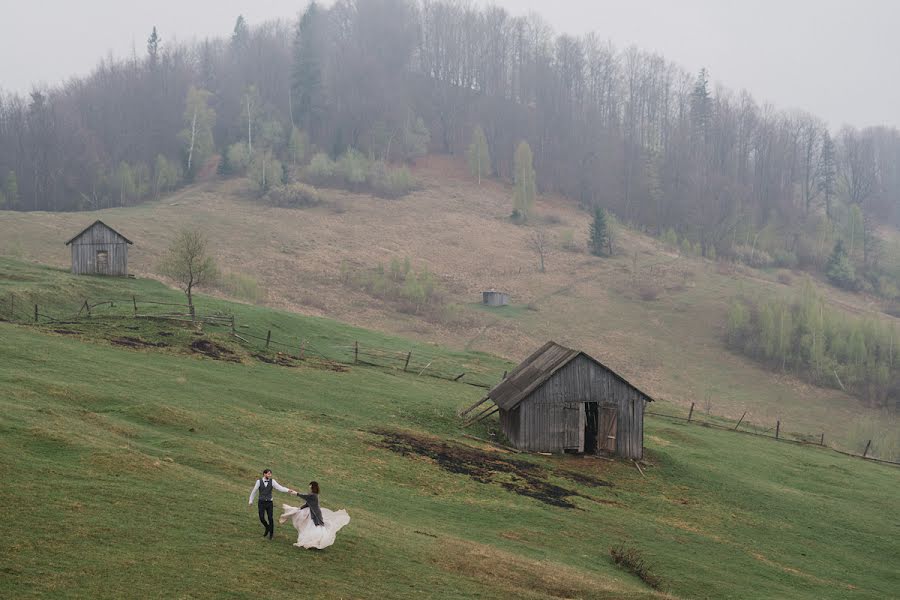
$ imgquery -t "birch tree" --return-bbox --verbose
[178,87,215,176]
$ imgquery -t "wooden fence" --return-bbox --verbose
[646,403,900,467]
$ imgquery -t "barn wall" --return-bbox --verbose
[502,355,647,459]
[69,223,129,276]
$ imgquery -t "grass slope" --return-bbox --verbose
[0,156,895,457]
[1,262,898,599]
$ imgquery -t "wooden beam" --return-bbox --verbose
[460,396,490,417]
[464,406,499,427]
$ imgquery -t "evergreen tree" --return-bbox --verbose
[690,68,711,142]
[589,207,611,256]
[291,3,324,135]
[819,131,837,221]
[231,15,249,51]
[147,26,161,65]
[468,125,490,184]
[826,240,857,290]
[512,141,536,221]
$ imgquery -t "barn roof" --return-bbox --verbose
[65,220,133,246]
[487,341,655,410]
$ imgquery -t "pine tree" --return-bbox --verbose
[231,15,249,51]
[819,131,837,221]
[468,125,490,184]
[690,68,711,143]
[291,3,324,135]
[147,27,161,65]
[512,141,536,221]
[826,240,857,290]
[589,207,610,256]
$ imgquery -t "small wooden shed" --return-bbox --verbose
[65,220,133,276]
[468,341,653,459]
[482,290,510,306]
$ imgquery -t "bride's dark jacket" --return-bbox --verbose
[296,493,325,526]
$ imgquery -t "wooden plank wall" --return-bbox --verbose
[505,355,646,459]
[70,223,129,276]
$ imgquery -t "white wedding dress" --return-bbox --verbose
[279,503,350,549]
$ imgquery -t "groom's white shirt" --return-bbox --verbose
[249,478,290,504]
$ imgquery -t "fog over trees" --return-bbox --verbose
[1,0,899,277]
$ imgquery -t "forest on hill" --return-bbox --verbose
[2,1,900,293]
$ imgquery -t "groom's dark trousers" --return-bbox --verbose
[258,500,274,537]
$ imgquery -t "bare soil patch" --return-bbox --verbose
[372,429,611,508]
[190,338,239,362]
[111,336,168,349]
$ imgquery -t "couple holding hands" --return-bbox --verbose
[249,469,350,549]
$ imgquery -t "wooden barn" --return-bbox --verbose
[465,341,653,459]
[65,220,133,276]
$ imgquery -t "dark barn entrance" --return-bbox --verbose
[585,402,599,453]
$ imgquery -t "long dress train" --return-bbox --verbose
[279,504,350,549]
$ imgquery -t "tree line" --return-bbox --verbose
[726,281,898,409]
[1,0,899,279]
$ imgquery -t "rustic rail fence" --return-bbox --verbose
[646,403,900,467]
[3,291,897,465]
[1,292,504,389]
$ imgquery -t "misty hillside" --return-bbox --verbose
[3,154,898,460]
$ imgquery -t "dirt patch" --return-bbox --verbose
[373,429,611,509]
[190,338,240,362]
[158,331,174,337]
[52,329,79,335]
[253,352,298,367]
[111,336,168,349]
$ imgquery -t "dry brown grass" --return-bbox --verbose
[1,154,894,447]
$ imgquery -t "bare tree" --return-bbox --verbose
[528,228,551,272]
[159,229,218,316]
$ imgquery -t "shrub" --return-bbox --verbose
[772,249,798,269]
[264,183,321,208]
[226,143,250,174]
[305,152,337,185]
[777,272,793,285]
[337,149,368,186]
[368,161,418,198]
[610,546,663,590]
[559,229,580,252]
[733,244,773,268]
[637,282,661,301]
[826,240,858,290]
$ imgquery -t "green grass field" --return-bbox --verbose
[1,260,898,599]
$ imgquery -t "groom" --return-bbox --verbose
[249,469,295,539]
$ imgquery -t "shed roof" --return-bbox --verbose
[487,341,655,410]
[65,220,133,246]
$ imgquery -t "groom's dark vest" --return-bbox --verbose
[258,479,273,502]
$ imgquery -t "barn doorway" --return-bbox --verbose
[96,250,109,274]
[584,402,599,453]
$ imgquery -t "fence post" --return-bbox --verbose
[820,433,825,446]
[775,420,780,440]
[502,370,507,380]
[85,300,91,318]
[34,304,38,323]
[265,330,272,349]
[733,411,746,431]
[9,293,13,320]
[687,402,694,422]
[299,340,306,360]
[404,351,412,372]
[863,440,871,458]
[354,341,359,364]
[230,315,235,333]
[133,295,137,316]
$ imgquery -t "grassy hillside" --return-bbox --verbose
[1,261,898,599]
[0,156,897,459]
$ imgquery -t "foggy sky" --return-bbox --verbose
[1,0,897,130]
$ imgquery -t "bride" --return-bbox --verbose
[279,481,350,549]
